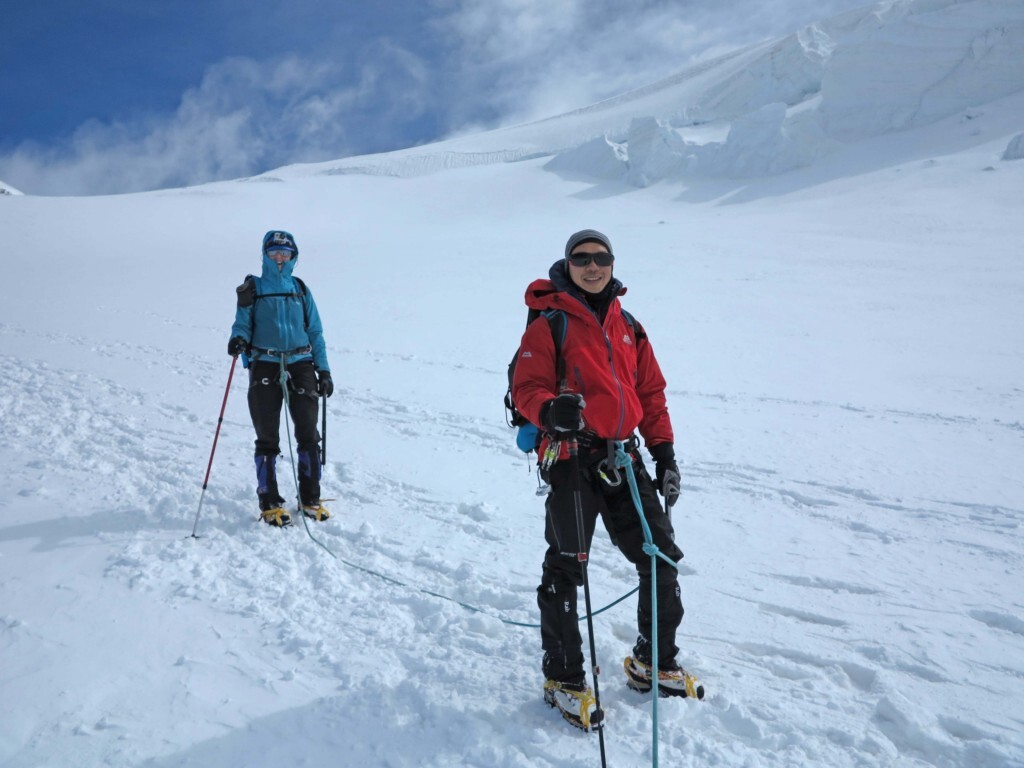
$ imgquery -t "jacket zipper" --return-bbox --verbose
[603,326,627,439]
[571,296,629,439]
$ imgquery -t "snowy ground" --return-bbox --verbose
[2,2,1023,766]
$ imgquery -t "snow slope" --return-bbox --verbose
[2,1,1023,766]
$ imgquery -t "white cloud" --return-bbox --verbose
[1,1,871,194]
[0,49,429,195]
[432,0,871,132]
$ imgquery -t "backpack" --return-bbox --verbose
[505,307,637,452]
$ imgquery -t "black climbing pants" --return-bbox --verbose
[248,359,321,506]
[538,449,684,685]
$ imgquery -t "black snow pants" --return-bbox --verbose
[538,445,684,685]
[248,359,321,508]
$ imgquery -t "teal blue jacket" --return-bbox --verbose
[231,251,330,371]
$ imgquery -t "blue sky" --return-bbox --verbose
[2,0,869,195]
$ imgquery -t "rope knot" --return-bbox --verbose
[612,440,631,469]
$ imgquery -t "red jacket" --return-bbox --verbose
[511,272,673,457]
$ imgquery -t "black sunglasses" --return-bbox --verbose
[567,252,614,268]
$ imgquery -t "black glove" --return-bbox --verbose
[541,393,586,433]
[228,336,248,356]
[649,443,681,508]
[317,370,334,398]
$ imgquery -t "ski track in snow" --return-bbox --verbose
[2,320,1021,766]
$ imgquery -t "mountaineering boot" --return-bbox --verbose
[302,502,331,521]
[260,506,292,527]
[543,680,599,731]
[255,453,290,526]
[624,655,704,699]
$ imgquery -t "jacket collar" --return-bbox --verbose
[548,259,624,299]
[259,251,298,288]
[524,264,626,325]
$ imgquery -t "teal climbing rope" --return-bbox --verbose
[276,355,337,552]
[613,439,680,768]
[274,355,639,629]
[273,366,671,764]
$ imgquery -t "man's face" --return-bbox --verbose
[567,241,614,294]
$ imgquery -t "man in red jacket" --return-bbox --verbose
[512,229,695,730]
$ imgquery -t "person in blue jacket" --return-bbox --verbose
[228,230,333,527]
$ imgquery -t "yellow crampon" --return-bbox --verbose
[302,504,331,521]
[623,656,705,700]
[681,671,703,700]
[260,507,292,527]
[543,680,598,731]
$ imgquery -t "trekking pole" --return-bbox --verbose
[568,434,608,766]
[320,393,327,466]
[190,355,238,538]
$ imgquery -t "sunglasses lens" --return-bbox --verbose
[569,252,613,267]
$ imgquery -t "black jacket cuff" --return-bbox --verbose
[649,442,675,463]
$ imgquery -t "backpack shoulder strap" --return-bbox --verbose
[293,276,310,330]
[541,308,567,355]
[252,276,305,302]
[541,309,568,387]
[620,308,646,342]
[505,307,568,429]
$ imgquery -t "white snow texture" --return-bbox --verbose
[1,1,1022,766]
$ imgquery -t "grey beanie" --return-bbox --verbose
[564,229,613,259]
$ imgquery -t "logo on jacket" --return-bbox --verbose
[623,334,633,345]
[522,351,533,358]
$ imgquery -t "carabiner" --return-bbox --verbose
[597,459,623,488]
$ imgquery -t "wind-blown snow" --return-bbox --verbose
[1,0,1022,766]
